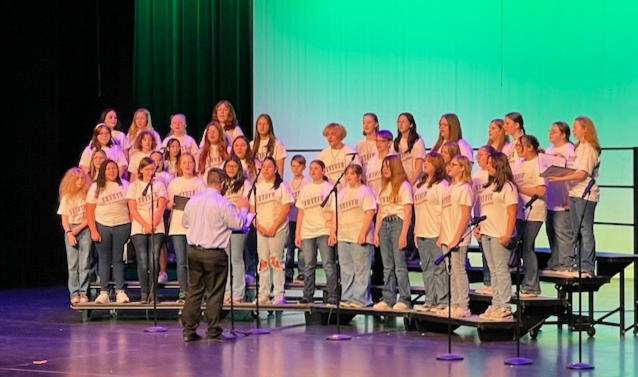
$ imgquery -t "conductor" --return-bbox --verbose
[181,168,250,342]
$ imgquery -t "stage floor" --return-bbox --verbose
[0,282,635,377]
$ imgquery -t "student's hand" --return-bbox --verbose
[499,235,511,247]
[473,227,481,240]
[329,233,337,246]
[90,230,101,242]
[436,237,442,248]
[143,222,153,234]
[357,232,366,245]
[295,235,301,248]
[67,232,78,246]
[373,233,380,247]
[398,231,408,250]
[257,224,268,236]
[266,226,277,237]
[236,197,250,211]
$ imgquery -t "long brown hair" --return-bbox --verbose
[231,135,257,179]
[417,152,446,189]
[95,159,122,198]
[211,100,239,131]
[432,113,462,152]
[198,121,229,175]
[486,118,509,152]
[381,155,407,202]
[253,114,276,159]
[484,152,514,192]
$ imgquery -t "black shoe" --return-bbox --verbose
[140,294,148,304]
[295,274,305,282]
[285,275,293,283]
[183,333,203,342]
[207,333,236,343]
[298,297,311,304]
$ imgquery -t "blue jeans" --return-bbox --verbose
[285,222,305,278]
[256,227,288,298]
[131,233,163,296]
[481,235,512,308]
[170,235,188,294]
[95,223,131,292]
[244,226,257,277]
[516,219,542,294]
[569,197,597,274]
[64,227,92,297]
[225,232,247,298]
[302,236,337,301]
[416,237,448,307]
[444,244,469,309]
[379,218,411,307]
[479,242,491,285]
[338,241,373,306]
[546,210,574,271]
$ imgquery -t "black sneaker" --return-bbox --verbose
[298,297,311,304]
[295,274,305,282]
[140,293,148,304]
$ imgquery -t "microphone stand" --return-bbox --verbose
[433,222,478,361]
[143,174,168,333]
[324,153,357,341]
[567,184,595,370]
[227,227,249,339]
[244,168,270,335]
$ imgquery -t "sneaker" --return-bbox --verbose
[70,296,80,305]
[478,306,496,320]
[339,301,352,308]
[432,305,452,316]
[325,298,338,307]
[298,297,311,305]
[94,292,110,304]
[475,285,493,295]
[415,303,434,312]
[271,295,286,305]
[480,306,513,321]
[518,290,539,298]
[158,272,168,284]
[295,274,305,282]
[373,301,391,310]
[223,295,231,304]
[116,290,130,304]
[79,295,89,304]
[141,293,148,304]
[245,275,256,285]
[232,297,244,304]
[348,302,365,309]
[567,270,593,278]
[452,307,471,318]
[254,295,270,305]
[285,275,293,283]
[177,292,186,304]
[392,302,409,311]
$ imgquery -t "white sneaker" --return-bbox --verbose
[158,272,168,283]
[392,302,409,311]
[373,301,391,310]
[415,304,434,312]
[94,292,110,304]
[475,285,493,295]
[480,306,513,321]
[433,305,452,316]
[254,295,270,305]
[116,290,130,304]
[271,295,286,305]
[452,307,471,318]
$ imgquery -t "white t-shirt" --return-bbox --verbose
[250,137,288,163]
[435,138,474,163]
[545,143,575,211]
[316,145,362,189]
[195,145,226,178]
[240,158,262,182]
[155,171,174,188]
[224,180,252,207]
[413,179,448,238]
[286,176,311,221]
[568,142,601,202]
[167,176,207,235]
[254,181,294,233]
[512,157,548,221]
[111,129,131,151]
[503,136,522,169]
[397,137,427,181]
[377,181,413,220]
[355,138,377,175]
[86,181,131,227]
[336,185,377,244]
[125,179,168,235]
[471,169,489,217]
[198,126,245,148]
[478,182,519,238]
[440,182,473,247]
[79,145,128,170]
[366,153,395,198]
[162,134,199,156]
[128,130,162,157]
[296,181,333,239]
[57,194,87,225]
[127,151,152,176]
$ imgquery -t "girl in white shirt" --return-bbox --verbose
[251,114,288,178]
[441,141,462,171]
[89,149,107,182]
[163,138,181,177]
[295,160,337,305]
[472,145,496,295]
[474,152,518,321]
[58,168,92,304]
[316,123,361,189]
[334,164,376,308]
[548,116,602,277]
[98,108,131,158]
[285,155,309,282]
[373,155,413,311]
[150,151,174,284]
[544,122,575,272]
[393,113,426,186]
[432,113,474,162]
[413,153,449,312]
[223,155,253,303]
[502,112,526,169]
[128,130,157,182]
[161,114,199,156]
[487,118,510,152]
[512,135,548,297]
[231,135,261,182]
[167,153,206,302]
[79,124,128,177]
[197,121,229,178]
[86,160,131,304]
[436,155,473,318]
[366,129,394,198]
[199,100,244,147]
[251,157,294,304]
[356,113,380,175]
[127,108,162,157]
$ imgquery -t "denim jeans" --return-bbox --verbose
[481,235,512,308]
[131,233,163,296]
[244,226,257,277]
[95,222,131,291]
[379,218,411,307]
[64,227,92,297]
[171,235,188,294]
[225,232,247,299]
[257,226,288,298]
[478,242,491,285]
[546,210,574,271]
[302,236,337,301]
[285,221,305,278]
[338,241,372,306]
[444,244,469,309]
[569,197,597,274]
[416,237,448,307]
[516,219,542,294]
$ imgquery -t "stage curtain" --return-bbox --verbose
[133,0,252,139]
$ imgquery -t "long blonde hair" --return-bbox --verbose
[127,108,154,144]
[486,118,510,152]
[380,155,407,202]
[574,116,602,154]
[450,155,472,185]
[59,167,90,201]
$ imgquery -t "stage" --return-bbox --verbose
[0,283,635,377]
